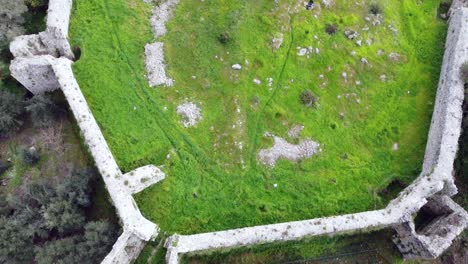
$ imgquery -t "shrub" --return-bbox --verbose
[438,0,452,16]
[24,0,48,9]
[300,90,318,108]
[1,169,118,263]
[461,62,468,84]
[21,147,40,165]
[26,94,59,128]
[0,160,11,175]
[217,32,231,44]
[0,0,27,50]
[369,2,383,15]
[325,24,338,35]
[0,90,24,136]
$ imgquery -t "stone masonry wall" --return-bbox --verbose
[163,4,468,263]
[9,1,167,263]
[8,0,468,263]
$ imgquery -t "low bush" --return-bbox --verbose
[325,24,337,35]
[461,62,468,84]
[20,147,40,166]
[0,0,27,50]
[0,90,24,136]
[26,94,59,128]
[300,90,318,108]
[0,169,118,263]
[438,0,452,16]
[217,32,231,44]
[0,161,11,175]
[369,2,383,15]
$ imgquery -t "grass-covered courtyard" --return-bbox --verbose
[69,0,447,234]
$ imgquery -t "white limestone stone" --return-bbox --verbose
[145,42,174,87]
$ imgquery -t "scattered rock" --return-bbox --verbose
[388,52,401,62]
[253,78,261,85]
[344,30,359,40]
[232,64,242,70]
[356,39,362,46]
[176,102,202,127]
[145,42,174,87]
[288,124,304,139]
[321,0,333,8]
[392,142,399,151]
[361,58,369,64]
[298,48,308,56]
[272,33,284,51]
[267,77,274,87]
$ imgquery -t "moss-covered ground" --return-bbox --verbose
[69,0,447,234]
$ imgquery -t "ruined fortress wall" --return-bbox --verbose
[164,5,468,263]
[9,0,167,263]
[8,1,468,263]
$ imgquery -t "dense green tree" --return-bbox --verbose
[0,169,118,263]
[0,0,28,50]
[26,94,60,128]
[79,221,118,259]
[0,90,24,136]
[0,216,35,263]
[43,200,85,235]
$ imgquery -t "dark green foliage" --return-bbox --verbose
[438,0,452,16]
[43,200,86,235]
[217,32,231,44]
[369,2,383,15]
[0,160,11,175]
[0,169,118,263]
[325,24,337,35]
[0,90,24,136]
[24,0,48,8]
[21,147,40,165]
[0,0,27,50]
[35,221,117,264]
[26,94,60,128]
[79,221,118,259]
[461,62,468,84]
[300,89,318,108]
[0,216,35,263]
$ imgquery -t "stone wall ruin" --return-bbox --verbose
[8,0,468,263]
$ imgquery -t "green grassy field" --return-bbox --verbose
[69,0,447,234]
